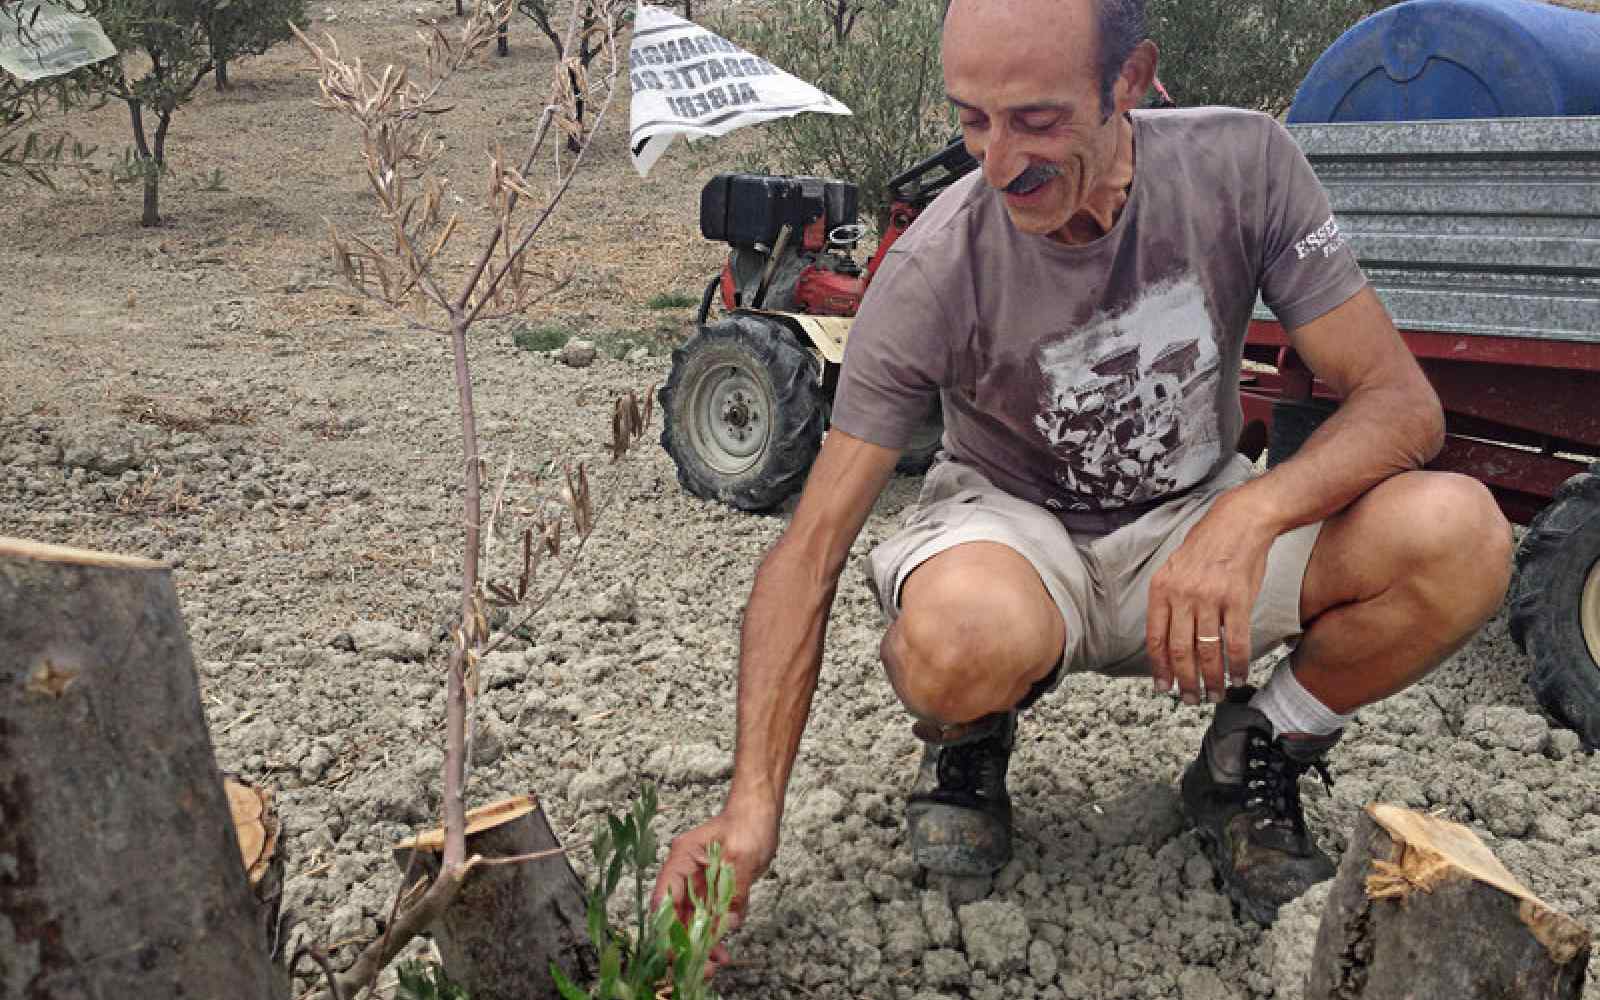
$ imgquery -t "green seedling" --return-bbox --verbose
[552,784,735,1000]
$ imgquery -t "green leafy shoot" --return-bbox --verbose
[553,784,736,999]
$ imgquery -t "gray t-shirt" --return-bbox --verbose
[831,107,1366,514]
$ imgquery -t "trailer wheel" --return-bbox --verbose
[1266,397,1337,468]
[1509,467,1600,749]
[660,315,825,512]
[896,398,945,476]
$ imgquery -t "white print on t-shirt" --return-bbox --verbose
[1033,275,1222,509]
[1294,214,1348,260]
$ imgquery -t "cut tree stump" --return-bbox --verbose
[394,795,597,1000]
[0,537,281,999]
[1306,803,1591,999]
[227,774,290,989]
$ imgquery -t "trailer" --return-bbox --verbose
[1246,0,1600,745]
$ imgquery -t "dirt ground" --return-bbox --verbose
[3,3,1599,998]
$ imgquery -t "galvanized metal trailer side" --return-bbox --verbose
[1245,115,1600,745]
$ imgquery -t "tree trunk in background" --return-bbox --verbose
[142,172,160,227]
[127,98,161,228]
[216,58,231,90]
[0,537,282,1000]
[141,110,172,229]
[394,796,596,1000]
[1305,803,1590,999]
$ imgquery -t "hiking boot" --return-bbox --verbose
[906,711,1016,876]
[1180,687,1340,925]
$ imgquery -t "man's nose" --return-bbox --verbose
[978,125,1024,191]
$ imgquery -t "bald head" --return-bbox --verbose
[944,0,1146,119]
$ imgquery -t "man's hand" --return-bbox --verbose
[1146,490,1279,703]
[651,804,780,969]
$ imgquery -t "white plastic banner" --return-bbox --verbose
[0,1,116,82]
[628,4,850,177]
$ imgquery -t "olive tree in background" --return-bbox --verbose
[710,0,954,229]
[1147,0,1399,115]
[211,0,307,90]
[512,0,604,150]
[1,0,303,219]
[0,66,100,181]
[83,0,306,225]
[0,2,104,182]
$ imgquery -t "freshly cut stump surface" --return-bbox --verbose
[227,774,288,975]
[394,794,595,1000]
[1306,802,1591,999]
[0,537,279,998]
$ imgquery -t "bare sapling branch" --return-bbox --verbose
[295,1,647,995]
[293,4,510,320]
[459,0,626,325]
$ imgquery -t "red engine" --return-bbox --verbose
[701,141,975,321]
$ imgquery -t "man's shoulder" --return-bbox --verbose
[1135,105,1280,143]
[1134,107,1289,218]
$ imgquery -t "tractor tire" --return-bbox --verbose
[660,315,825,512]
[1266,397,1337,468]
[896,397,945,476]
[1509,466,1600,749]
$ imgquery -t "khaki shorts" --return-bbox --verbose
[866,454,1323,678]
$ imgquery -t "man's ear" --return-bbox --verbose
[1114,39,1160,114]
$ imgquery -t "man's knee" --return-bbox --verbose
[1383,471,1512,609]
[881,546,1064,724]
[1399,472,1511,565]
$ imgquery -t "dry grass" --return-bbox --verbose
[117,393,257,433]
[114,468,202,516]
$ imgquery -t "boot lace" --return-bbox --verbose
[1243,732,1334,835]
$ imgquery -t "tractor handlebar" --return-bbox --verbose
[886,136,979,210]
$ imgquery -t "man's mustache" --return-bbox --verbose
[1003,163,1063,195]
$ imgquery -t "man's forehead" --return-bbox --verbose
[945,0,1097,34]
[943,0,1100,103]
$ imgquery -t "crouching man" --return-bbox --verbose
[653,0,1512,947]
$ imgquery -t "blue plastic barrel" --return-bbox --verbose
[1288,0,1600,122]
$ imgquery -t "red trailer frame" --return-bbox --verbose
[1241,321,1600,526]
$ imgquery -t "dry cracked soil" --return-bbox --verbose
[3,1,1598,997]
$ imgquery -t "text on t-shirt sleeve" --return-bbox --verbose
[1257,116,1368,331]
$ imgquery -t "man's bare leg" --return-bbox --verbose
[1291,470,1512,713]
[880,540,1066,728]
[879,541,1065,874]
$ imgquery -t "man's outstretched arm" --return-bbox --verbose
[652,428,900,940]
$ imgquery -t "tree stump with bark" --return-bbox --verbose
[1306,803,1591,999]
[0,537,280,999]
[393,795,596,1000]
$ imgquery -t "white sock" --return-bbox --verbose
[1249,662,1353,738]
